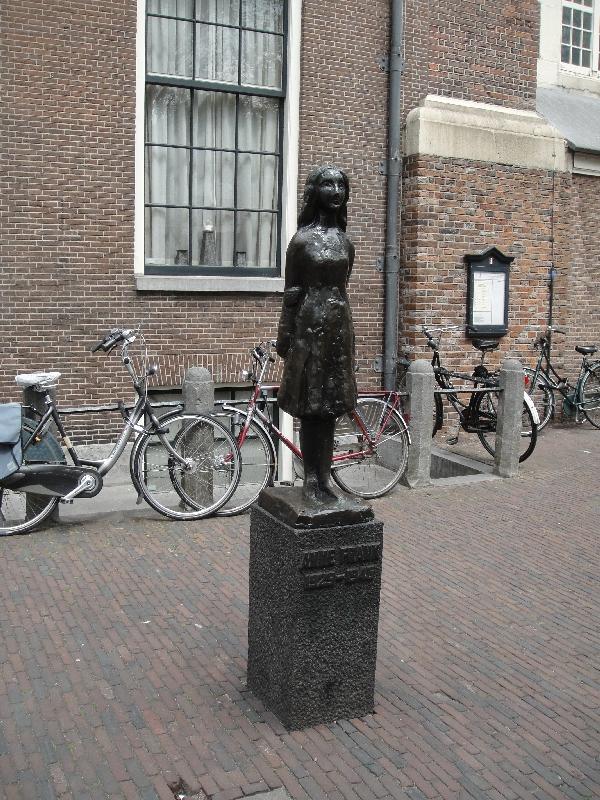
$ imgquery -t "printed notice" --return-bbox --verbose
[472,271,505,326]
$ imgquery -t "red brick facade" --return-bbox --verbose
[1,0,598,442]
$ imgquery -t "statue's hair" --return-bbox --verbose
[297,165,349,232]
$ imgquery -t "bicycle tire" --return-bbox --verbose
[523,368,554,431]
[131,413,241,520]
[213,409,276,515]
[474,391,538,463]
[580,364,600,429]
[432,392,444,437]
[331,398,410,498]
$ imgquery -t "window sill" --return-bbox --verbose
[135,274,285,293]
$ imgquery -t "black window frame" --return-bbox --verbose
[144,1,288,278]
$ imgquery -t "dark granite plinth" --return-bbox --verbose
[247,487,383,730]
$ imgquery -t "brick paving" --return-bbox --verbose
[1,426,599,800]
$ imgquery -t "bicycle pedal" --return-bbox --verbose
[446,435,459,445]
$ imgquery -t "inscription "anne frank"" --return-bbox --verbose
[301,542,381,590]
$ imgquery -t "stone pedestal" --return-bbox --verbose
[247,487,383,730]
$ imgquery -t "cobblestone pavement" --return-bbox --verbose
[0,426,599,800]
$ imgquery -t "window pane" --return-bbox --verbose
[572,27,582,45]
[148,0,194,16]
[145,146,190,205]
[195,0,239,24]
[582,50,591,67]
[562,6,571,24]
[146,86,190,145]
[145,207,189,265]
[572,47,581,65]
[192,210,234,266]
[238,95,279,152]
[583,11,592,29]
[237,153,278,209]
[241,31,283,88]
[235,212,277,268]
[241,0,284,33]
[561,44,570,62]
[582,29,591,48]
[573,9,582,27]
[192,151,235,207]
[562,25,571,44]
[192,91,236,149]
[195,23,239,82]
[147,17,193,77]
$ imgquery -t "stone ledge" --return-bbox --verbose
[135,274,285,293]
[405,94,568,172]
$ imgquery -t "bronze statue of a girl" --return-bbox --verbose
[276,166,358,505]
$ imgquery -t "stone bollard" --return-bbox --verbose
[22,385,60,522]
[181,367,214,507]
[494,358,524,478]
[403,359,434,488]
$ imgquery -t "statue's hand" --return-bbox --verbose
[276,336,291,358]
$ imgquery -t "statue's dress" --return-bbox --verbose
[277,231,357,419]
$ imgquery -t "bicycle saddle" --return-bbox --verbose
[575,345,597,356]
[471,339,499,353]
[15,372,61,390]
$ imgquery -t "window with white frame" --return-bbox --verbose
[144,0,286,276]
[561,0,598,72]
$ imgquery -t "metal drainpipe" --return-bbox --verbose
[383,0,405,390]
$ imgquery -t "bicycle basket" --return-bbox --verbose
[0,403,23,480]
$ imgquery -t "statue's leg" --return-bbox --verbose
[300,417,339,502]
[316,416,338,498]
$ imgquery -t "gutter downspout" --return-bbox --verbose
[383,0,404,390]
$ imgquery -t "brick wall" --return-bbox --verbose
[402,0,540,116]
[553,173,600,378]
[400,155,555,372]
[2,0,596,446]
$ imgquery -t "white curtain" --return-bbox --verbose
[145,0,282,268]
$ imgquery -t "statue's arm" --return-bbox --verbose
[346,239,356,286]
[276,238,304,358]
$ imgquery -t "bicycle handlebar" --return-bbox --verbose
[91,328,136,355]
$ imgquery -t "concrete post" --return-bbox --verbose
[181,367,214,507]
[22,385,60,522]
[494,358,524,478]
[403,359,434,488]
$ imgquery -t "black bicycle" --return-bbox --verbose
[0,326,241,535]
[421,326,538,463]
[524,326,600,431]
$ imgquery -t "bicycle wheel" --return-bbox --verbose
[0,486,58,536]
[132,414,241,520]
[0,418,62,536]
[213,410,276,515]
[580,364,600,429]
[474,392,538,463]
[331,398,410,498]
[523,368,554,431]
[432,392,443,437]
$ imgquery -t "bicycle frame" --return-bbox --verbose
[21,360,188,480]
[226,343,406,469]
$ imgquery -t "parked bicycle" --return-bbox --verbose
[0,326,241,535]
[420,326,538,462]
[213,341,411,514]
[524,326,600,431]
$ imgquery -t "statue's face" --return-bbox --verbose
[316,170,346,212]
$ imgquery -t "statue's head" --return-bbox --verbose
[298,165,350,231]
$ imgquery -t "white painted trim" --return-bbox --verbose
[134,0,146,278]
[405,95,569,171]
[133,0,301,291]
[136,275,285,292]
[573,151,600,175]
